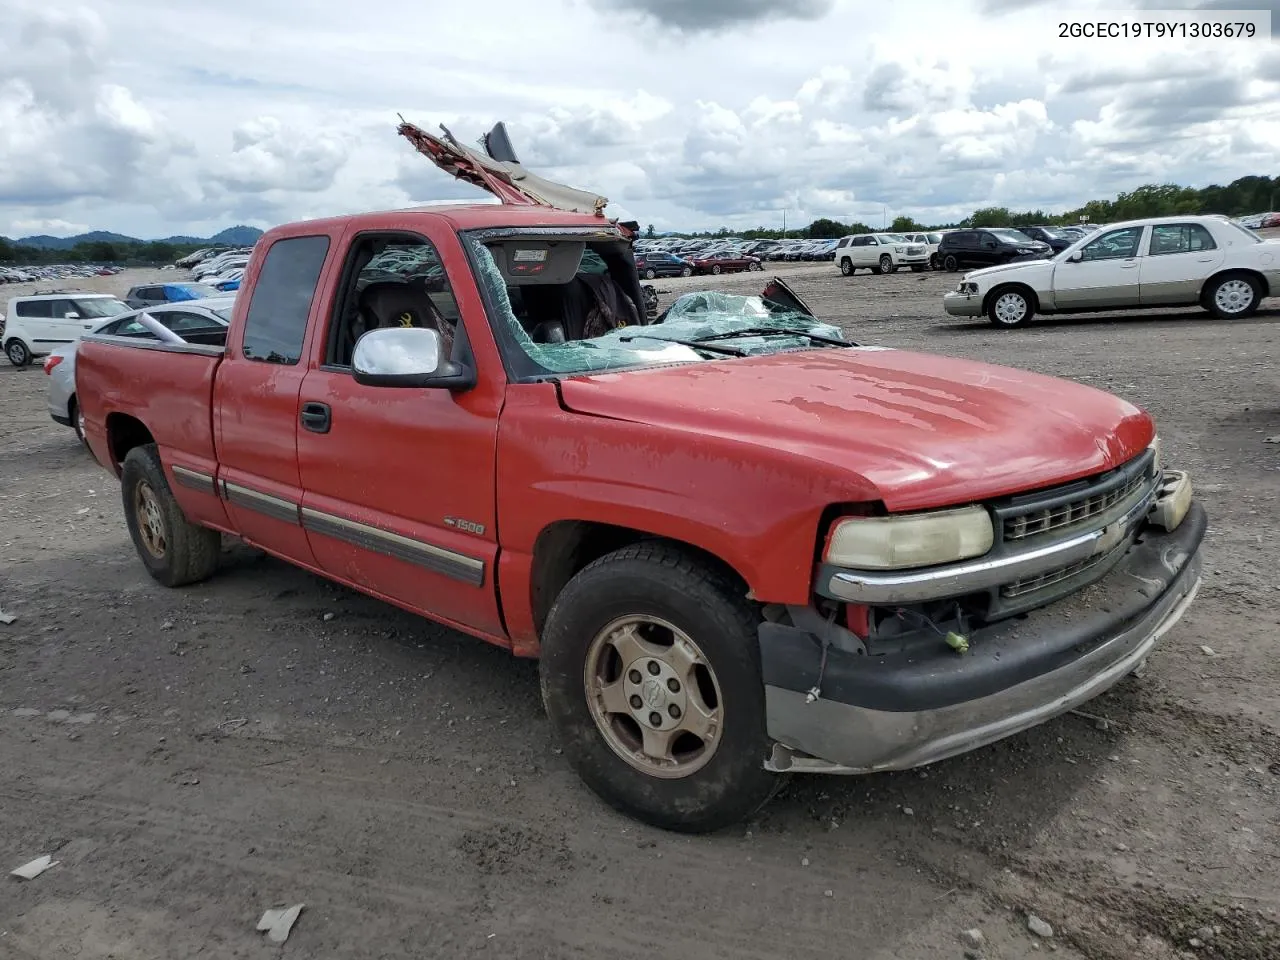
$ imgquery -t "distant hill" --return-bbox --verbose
[13,225,264,250]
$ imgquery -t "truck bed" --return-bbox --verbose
[76,335,224,480]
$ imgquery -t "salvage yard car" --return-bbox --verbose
[4,292,130,366]
[73,119,1207,833]
[835,233,931,275]
[943,214,1280,328]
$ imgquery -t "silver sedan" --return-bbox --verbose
[45,298,234,444]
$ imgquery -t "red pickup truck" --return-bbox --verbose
[75,122,1207,832]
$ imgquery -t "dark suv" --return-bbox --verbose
[1010,225,1073,254]
[634,252,693,279]
[937,229,1052,272]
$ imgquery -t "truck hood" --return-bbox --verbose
[558,347,1153,511]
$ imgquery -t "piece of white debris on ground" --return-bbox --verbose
[257,904,304,943]
[0,608,16,625]
[11,855,58,880]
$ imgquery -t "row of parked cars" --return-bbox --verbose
[1,264,125,284]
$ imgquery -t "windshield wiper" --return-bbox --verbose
[689,326,854,347]
[616,333,747,356]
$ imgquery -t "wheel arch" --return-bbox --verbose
[105,413,156,476]
[528,519,751,641]
[982,281,1040,316]
[1200,267,1270,302]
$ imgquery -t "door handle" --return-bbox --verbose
[1197,257,1215,262]
[300,402,331,434]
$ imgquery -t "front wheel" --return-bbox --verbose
[879,254,895,274]
[943,254,959,272]
[987,285,1036,328]
[539,544,780,833]
[680,266,692,277]
[1203,272,1262,319]
[121,444,221,587]
[748,262,762,271]
[644,268,656,280]
[930,253,940,270]
[711,264,722,275]
[5,338,32,367]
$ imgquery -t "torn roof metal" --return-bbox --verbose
[397,118,610,218]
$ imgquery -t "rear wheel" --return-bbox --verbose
[1203,272,1262,319]
[987,285,1035,328]
[748,261,762,271]
[644,268,656,280]
[711,264,722,275]
[69,396,86,447]
[121,444,221,587]
[539,544,780,833]
[5,338,31,367]
[840,258,854,276]
[680,266,692,277]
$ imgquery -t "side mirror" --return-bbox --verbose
[65,311,80,319]
[1067,250,1083,263]
[351,327,473,389]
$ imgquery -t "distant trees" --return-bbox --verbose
[646,174,1280,240]
[0,238,204,265]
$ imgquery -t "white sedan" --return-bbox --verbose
[942,215,1280,328]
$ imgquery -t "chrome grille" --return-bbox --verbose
[1000,552,1107,598]
[1003,469,1149,543]
[907,245,925,255]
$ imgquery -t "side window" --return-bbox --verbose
[1080,226,1144,261]
[47,299,78,318]
[867,237,879,246]
[325,235,462,369]
[16,300,53,318]
[242,235,331,364]
[137,287,159,301]
[162,311,221,332]
[1149,223,1217,256]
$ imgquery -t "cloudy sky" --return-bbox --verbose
[1,0,1277,239]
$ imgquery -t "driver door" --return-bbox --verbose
[853,237,876,267]
[1052,225,1146,309]
[296,221,506,639]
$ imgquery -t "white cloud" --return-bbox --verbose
[1,0,1277,241]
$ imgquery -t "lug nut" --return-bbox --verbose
[649,712,662,726]
[647,661,661,676]
[630,695,643,709]
[628,669,642,684]
[668,704,682,719]
[667,678,680,693]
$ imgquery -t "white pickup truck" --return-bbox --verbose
[4,293,131,366]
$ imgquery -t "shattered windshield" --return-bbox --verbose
[464,235,847,378]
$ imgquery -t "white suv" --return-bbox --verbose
[834,233,932,276]
[901,232,945,269]
[4,293,131,367]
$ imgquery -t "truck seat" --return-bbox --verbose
[358,281,454,355]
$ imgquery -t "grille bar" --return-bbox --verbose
[1004,470,1149,542]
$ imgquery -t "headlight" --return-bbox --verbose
[958,282,978,294]
[894,246,904,252]
[825,505,994,570]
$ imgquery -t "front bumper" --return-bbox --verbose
[943,290,983,316]
[758,500,1206,774]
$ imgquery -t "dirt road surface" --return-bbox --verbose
[2,257,1278,960]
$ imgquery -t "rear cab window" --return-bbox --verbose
[241,235,331,364]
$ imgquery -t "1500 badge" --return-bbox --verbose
[444,517,486,536]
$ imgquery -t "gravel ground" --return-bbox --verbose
[1,252,1278,960]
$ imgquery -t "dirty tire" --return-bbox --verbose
[5,338,32,367]
[987,284,1036,328]
[943,254,959,272]
[70,396,86,447]
[1202,272,1262,319]
[539,543,781,833]
[840,259,854,277]
[121,444,221,588]
[644,268,656,280]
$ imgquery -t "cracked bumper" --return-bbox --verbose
[759,502,1207,774]
[942,291,983,316]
